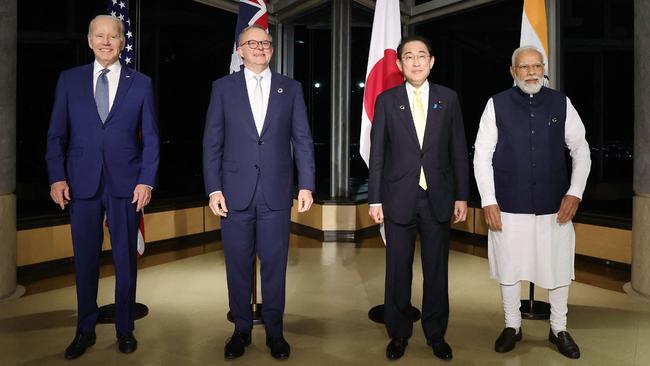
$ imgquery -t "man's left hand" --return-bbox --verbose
[557,195,580,224]
[132,184,152,212]
[297,189,313,213]
[453,200,468,223]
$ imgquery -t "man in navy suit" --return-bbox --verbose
[46,15,159,360]
[203,25,315,360]
[368,35,469,361]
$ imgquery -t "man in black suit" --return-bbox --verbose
[368,35,469,361]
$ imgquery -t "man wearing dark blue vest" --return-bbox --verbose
[46,15,159,359]
[473,46,590,359]
[368,35,469,361]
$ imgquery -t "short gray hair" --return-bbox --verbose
[237,24,272,46]
[511,45,544,67]
[88,15,125,40]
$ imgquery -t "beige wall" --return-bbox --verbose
[17,205,632,266]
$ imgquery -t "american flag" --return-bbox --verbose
[107,0,135,68]
[230,0,268,74]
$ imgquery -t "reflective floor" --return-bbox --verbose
[2,235,649,365]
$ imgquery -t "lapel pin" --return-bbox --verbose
[432,100,442,109]
[399,105,405,110]
[277,88,283,94]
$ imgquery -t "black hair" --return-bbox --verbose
[396,35,433,58]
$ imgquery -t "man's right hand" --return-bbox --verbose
[209,192,229,217]
[483,204,502,231]
[50,181,70,210]
[368,205,384,224]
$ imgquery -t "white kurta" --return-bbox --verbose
[473,96,591,289]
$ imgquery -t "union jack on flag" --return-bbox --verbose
[107,0,135,68]
[230,0,269,74]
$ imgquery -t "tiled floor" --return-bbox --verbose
[2,237,649,365]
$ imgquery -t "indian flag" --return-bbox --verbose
[520,0,549,83]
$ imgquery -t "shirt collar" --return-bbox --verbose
[93,60,121,75]
[405,80,429,95]
[244,67,272,82]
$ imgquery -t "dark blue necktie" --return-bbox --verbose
[95,68,110,123]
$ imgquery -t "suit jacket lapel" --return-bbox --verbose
[397,84,421,149]
[236,70,261,138]
[259,72,281,137]
[104,64,134,124]
[423,82,440,150]
[83,64,101,123]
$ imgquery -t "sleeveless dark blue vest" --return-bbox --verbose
[492,86,569,215]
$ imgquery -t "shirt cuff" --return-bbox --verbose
[565,187,583,200]
[481,197,498,208]
[369,203,382,207]
[209,191,222,197]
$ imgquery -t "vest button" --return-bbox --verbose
[530,113,535,117]
[531,130,535,134]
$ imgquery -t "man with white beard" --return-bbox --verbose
[473,45,591,359]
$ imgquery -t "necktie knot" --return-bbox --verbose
[100,68,110,77]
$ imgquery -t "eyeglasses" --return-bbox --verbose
[240,40,273,49]
[401,54,431,64]
[516,63,545,72]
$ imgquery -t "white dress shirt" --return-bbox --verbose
[93,60,121,111]
[405,81,429,121]
[244,67,272,134]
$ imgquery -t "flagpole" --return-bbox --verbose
[518,0,551,321]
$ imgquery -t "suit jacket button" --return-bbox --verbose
[258,140,264,145]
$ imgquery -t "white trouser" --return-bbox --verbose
[500,281,570,333]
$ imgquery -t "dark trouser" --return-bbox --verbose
[69,177,139,335]
[384,188,450,342]
[221,179,291,338]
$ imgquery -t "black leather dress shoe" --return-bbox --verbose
[431,340,453,360]
[117,332,138,354]
[494,327,522,353]
[266,336,291,359]
[386,337,408,360]
[549,330,580,359]
[64,331,96,360]
[224,331,251,359]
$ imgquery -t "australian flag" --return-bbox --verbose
[229,0,269,74]
[107,0,135,68]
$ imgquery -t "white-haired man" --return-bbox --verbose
[473,46,590,359]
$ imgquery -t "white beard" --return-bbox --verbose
[515,76,543,95]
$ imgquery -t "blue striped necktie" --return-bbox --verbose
[95,68,110,123]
